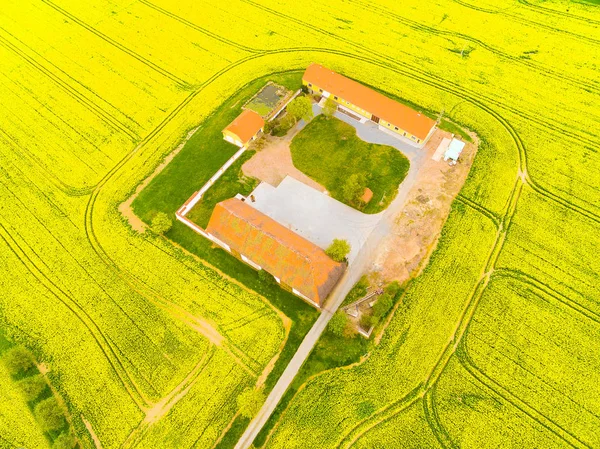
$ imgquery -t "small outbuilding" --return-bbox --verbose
[222,109,265,148]
[444,138,466,162]
[361,188,373,204]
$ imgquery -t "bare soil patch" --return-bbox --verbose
[375,129,478,283]
[242,133,326,192]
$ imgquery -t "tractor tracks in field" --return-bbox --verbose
[494,268,600,325]
[346,0,600,96]
[138,0,264,54]
[452,0,600,45]
[423,383,457,449]
[0,222,151,412]
[0,30,141,142]
[39,0,192,89]
[517,0,600,26]
[456,337,590,448]
[121,347,217,449]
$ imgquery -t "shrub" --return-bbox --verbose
[150,212,172,235]
[323,97,337,117]
[326,239,351,262]
[286,96,313,122]
[342,173,367,205]
[328,311,348,337]
[52,431,76,449]
[372,294,393,318]
[263,120,276,134]
[17,374,47,402]
[3,346,34,376]
[384,281,401,299]
[360,313,377,329]
[34,397,65,432]
[237,388,265,419]
[271,114,296,137]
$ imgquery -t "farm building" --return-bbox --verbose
[303,64,436,145]
[222,109,265,148]
[205,198,345,307]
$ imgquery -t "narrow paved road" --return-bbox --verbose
[234,108,427,449]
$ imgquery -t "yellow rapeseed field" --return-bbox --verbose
[0,0,598,447]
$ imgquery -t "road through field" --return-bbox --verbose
[235,122,425,449]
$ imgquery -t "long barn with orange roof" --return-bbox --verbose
[303,63,436,145]
[205,198,345,307]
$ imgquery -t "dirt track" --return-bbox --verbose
[374,129,478,283]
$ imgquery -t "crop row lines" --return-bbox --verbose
[347,0,600,95]
[0,28,140,142]
[40,0,192,89]
[456,338,588,448]
[138,0,261,54]
[452,0,600,45]
[423,384,457,449]
[0,159,80,231]
[0,221,150,411]
[122,346,217,449]
[0,67,117,168]
[493,268,600,325]
[517,0,600,26]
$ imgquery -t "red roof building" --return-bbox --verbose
[303,64,436,144]
[222,110,265,147]
[205,198,345,307]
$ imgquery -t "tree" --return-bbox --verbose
[52,431,77,449]
[360,313,377,329]
[384,281,401,299]
[151,212,172,235]
[3,346,34,376]
[372,293,393,318]
[342,173,367,205]
[323,97,337,117]
[34,397,65,432]
[17,374,47,402]
[237,388,265,419]
[286,96,313,122]
[328,311,348,337]
[326,239,351,262]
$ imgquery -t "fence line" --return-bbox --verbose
[269,89,302,122]
[177,145,247,217]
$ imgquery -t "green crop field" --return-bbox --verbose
[0,0,598,448]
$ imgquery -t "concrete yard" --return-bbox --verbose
[247,176,380,264]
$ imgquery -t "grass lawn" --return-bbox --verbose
[439,118,473,143]
[186,150,259,229]
[131,71,319,446]
[290,115,410,214]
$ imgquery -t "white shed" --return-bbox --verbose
[444,139,466,162]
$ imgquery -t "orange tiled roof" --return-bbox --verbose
[361,188,373,204]
[303,64,436,140]
[223,109,265,144]
[206,198,345,305]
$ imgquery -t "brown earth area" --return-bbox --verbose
[242,129,327,192]
[374,128,478,284]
